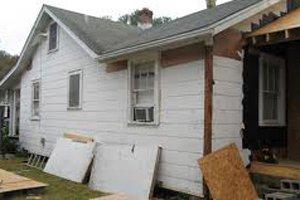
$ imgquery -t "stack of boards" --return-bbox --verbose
[44,134,161,200]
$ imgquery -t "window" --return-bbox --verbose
[259,54,285,126]
[48,22,58,52]
[68,70,82,109]
[31,81,40,118]
[128,56,160,125]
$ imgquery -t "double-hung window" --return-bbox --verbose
[32,80,40,118]
[48,22,58,52]
[259,54,285,126]
[68,70,82,109]
[128,55,160,125]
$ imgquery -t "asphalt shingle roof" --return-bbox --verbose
[46,0,262,55]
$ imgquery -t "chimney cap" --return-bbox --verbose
[138,8,153,30]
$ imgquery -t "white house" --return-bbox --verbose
[0,0,294,197]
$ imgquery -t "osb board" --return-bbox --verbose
[198,144,258,200]
[250,161,300,180]
[64,133,94,143]
[0,169,47,194]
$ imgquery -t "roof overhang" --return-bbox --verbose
[97,0,283,61]
[0,5,98,90]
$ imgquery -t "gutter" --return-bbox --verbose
[96,0,282,61]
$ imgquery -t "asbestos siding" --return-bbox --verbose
[19,26,205,196]
[212,56,243,151]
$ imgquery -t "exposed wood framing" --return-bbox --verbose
[204,45,213,156]
[161,42,204,67]
[106,60,128,73]
[213,28,244,61]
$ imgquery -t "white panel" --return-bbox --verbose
[89,143,161,200]
[44,138,95,183]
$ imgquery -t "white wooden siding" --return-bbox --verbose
[19,26,205,196]
[212,56,243,151]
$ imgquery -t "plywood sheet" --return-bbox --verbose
[44,137,95,183]
[91,194,135,200]
[198,144,258,200]
[0,169,47,194]
[250,161,300,180]
[89,144,161,200]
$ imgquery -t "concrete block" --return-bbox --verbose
[265,192,297,200]
[281,179,300,193]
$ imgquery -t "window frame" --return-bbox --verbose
[259,53,286,127]
[48,21,59,53]
[31,79,41,120]
[127,53,160,126]
[67,69,83,110]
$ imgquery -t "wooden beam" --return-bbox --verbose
[204,45,213,156]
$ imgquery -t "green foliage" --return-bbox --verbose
[118,10,172,27]
[0,50,18,80]
[0,125,18,156]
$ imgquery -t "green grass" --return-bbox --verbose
[0,157,105,200]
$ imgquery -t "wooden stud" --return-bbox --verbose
[266,33,270,42]
[204,45,213,156]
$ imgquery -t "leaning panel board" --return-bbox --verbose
[199,144,258,200]
[44,137,95,183]
[89,144,161,200]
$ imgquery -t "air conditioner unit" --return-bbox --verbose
[134,107,154,122]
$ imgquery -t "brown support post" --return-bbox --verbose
[203,45,213,200]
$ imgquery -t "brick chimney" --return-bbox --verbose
[206,0,216,9]
[138,8,153,30]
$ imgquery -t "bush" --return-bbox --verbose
[0,125,18,156]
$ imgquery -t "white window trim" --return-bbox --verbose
[48,21,59,53]
[31,79,40,121]
[11,89,20,137]
[259,53,286,127]
[127,53,161,126]
[67,69,83,110]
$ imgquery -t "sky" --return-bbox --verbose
[0,0,230,55]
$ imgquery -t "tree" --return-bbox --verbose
[0,50,18,80]
[118,10,172,27]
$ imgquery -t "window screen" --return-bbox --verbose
[32,82,40,117]
[69,73,81,108]
[49,23,58,51]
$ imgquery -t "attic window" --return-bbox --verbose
[48,22,58,52]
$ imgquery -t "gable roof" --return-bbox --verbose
[0,0,283,89]
[45,5,141,55]
[103,0,263,54]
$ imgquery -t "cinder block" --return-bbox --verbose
[265,192,297,200]
[281,179,300,192]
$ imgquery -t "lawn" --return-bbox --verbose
[0,157,105,200]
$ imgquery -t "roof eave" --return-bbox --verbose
[97,0,283,61]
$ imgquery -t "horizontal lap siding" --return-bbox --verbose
[213,56,243,150]
[19,28,205,196]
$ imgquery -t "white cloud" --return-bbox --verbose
[0,0,230,55]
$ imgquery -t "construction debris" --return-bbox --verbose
[0,168,47,195]
[89,144,161,200]
[91,194,134,200]
[199,143,258,200]
[27,153,48,170]
[44,136,95,183]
